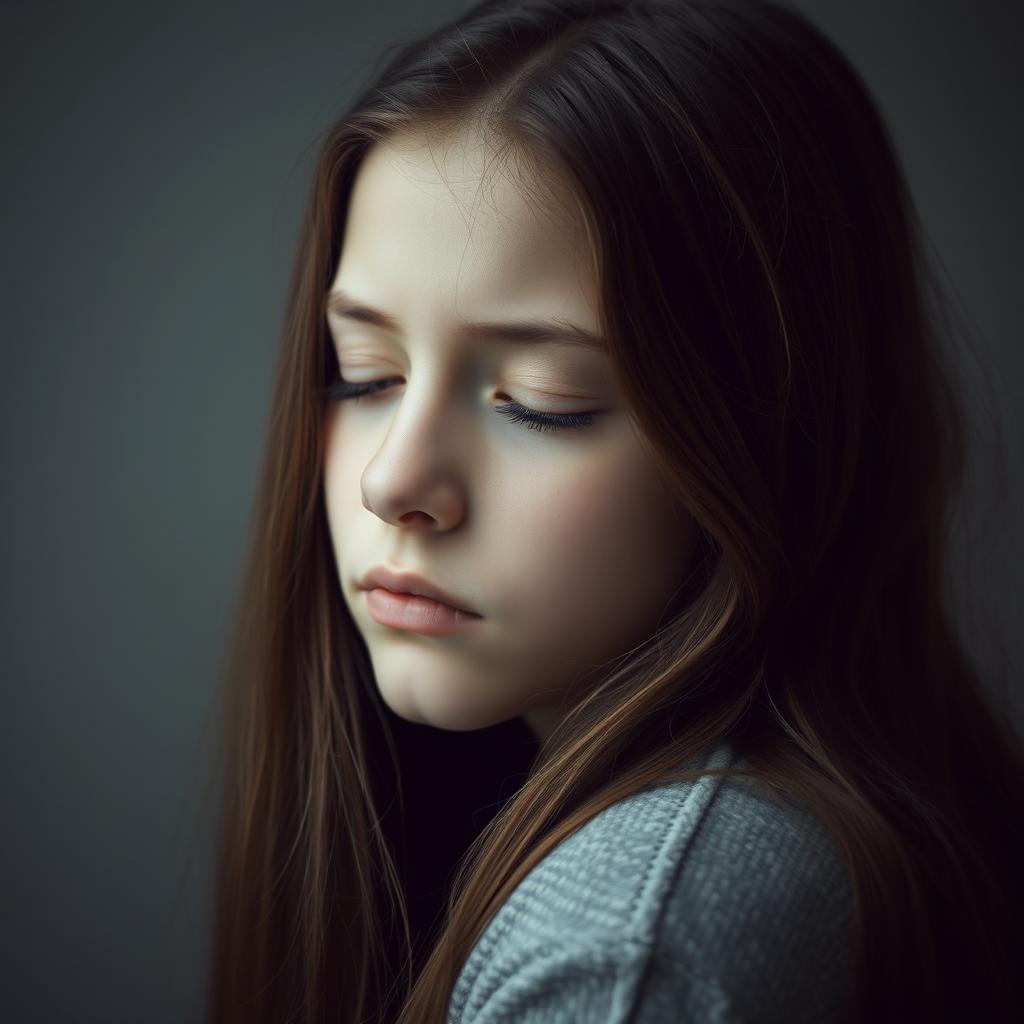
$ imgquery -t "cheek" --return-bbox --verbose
[509,446,693,631]
[321,406,342,494]
[321,411,369,582]
[322,410,367,512]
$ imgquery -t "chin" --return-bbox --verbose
[379,685,515,734]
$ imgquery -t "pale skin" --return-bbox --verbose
[321,127,697,741]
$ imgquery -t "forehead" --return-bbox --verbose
[330,131,601,332]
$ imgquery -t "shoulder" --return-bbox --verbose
[447,740,854,1024]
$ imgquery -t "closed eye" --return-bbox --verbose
[315,374,598,433]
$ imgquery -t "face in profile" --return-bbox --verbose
[321,128,697,740]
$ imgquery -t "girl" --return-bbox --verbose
[205,1,1024,1021]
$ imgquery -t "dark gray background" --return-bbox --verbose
[1,2,1020,1021]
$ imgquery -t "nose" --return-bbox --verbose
[358,382,469,532]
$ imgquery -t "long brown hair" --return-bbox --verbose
[203,1,1024,1021]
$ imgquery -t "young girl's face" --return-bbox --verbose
[322,130,696,740]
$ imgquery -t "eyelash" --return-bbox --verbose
[318,374,597,433]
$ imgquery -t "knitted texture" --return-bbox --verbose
[447,740,853,1023]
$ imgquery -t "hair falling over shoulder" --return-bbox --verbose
[201,1,1024,1021]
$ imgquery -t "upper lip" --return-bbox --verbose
[359,564,481,616]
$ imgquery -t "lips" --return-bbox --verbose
[358,564,481,617]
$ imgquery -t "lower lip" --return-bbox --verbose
[364,588,483,635]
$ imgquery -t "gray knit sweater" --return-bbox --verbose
[446,739,853,1023]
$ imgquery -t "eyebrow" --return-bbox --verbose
[324,287,607,351]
